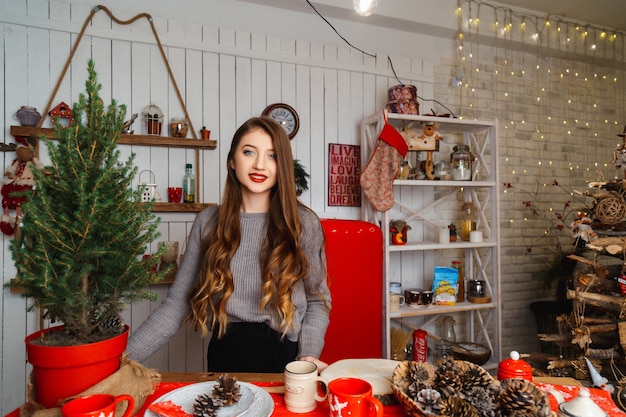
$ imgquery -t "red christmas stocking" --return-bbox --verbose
[360,122,408,211]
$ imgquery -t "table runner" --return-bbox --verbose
[137,382,406,417]
[6,381,623,417]
[138,381,626,417]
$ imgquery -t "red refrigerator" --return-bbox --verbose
[319,219,383,363]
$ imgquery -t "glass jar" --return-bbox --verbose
[396,160,410,180]
[469,280,486,299]
[461,202,477,241]
[435,316,457,364]
[451,144,472,180]
[433,161,451,180]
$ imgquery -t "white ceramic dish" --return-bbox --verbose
[145,381,274,417]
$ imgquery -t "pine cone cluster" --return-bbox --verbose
[193,374,241,417]
[392,360,553,417]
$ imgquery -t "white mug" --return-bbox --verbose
[284,360,328,413]
[389,293,405,312]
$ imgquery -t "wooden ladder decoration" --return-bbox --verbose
[37,4,198,139]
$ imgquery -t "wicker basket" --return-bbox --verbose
[391,360,555,417]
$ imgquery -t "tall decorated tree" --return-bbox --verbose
[8,59,167,344]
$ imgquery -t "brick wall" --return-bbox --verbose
[436,41,625,356]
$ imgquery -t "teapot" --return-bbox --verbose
[547,388,608,417]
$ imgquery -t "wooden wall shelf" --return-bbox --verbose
[151,202,215,212]
[10,126,217,149]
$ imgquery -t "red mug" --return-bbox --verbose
[61,394,134,417]
[167,187,183,203]
[328,378,383,417]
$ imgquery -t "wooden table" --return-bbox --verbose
[160,372,285,384]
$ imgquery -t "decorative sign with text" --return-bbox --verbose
[328,144,361,207]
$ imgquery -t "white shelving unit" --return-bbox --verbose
[360,111,501,369]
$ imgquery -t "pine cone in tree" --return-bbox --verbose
[193,394,224,417]
[439,397,480,417]
[212,374,242,405]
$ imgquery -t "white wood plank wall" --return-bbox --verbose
[0,1,433,411]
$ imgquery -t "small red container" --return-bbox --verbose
[497,351,533,381]
[412,329,428,362]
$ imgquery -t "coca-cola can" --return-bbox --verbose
[412,329,428,362]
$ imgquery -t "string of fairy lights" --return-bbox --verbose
[453,0,626,248]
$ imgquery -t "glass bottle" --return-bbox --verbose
[461,202,477,241]
[451,260,465,302]
[183,163,195,203]
[451,144,472,180]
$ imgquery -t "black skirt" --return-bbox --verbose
[207,322,298,373]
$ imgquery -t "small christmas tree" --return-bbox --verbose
[7,59,168,344]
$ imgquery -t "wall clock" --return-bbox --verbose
[262,103,299,139]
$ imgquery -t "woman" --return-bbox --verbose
[126,117,331,373]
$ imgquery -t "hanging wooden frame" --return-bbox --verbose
[36,4,198,139]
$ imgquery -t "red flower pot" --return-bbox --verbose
[25,325,129,408]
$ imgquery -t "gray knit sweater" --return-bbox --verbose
[126,205,331,363]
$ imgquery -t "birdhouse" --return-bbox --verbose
[142,104,163,135]
[48,101,74,128]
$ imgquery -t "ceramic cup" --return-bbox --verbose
[284,360,328,413]
[389,293,405,312]
[404,289,422,306]
[167,187,182,203]
[420,290,434,306]
[328,378,383,417]
[61,394,134,417]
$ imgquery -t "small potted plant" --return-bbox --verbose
[294,159,310,196]
[5,59,169,408]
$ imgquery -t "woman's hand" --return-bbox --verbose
[299,356,329,373]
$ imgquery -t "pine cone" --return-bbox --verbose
[212,374,242,405]
[460,364,494,391]
[439,397,480,417]
[434,368,462,399]
[415,388,441,414]
[463,386,496,417]
[499,379,551,417]
[193,394,223,417]
[407,361,436,398]
[438,357,460,374]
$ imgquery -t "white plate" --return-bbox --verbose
[321,358,399,396]
[145,381,274,417]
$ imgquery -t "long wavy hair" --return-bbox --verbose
[185,116,311,338]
